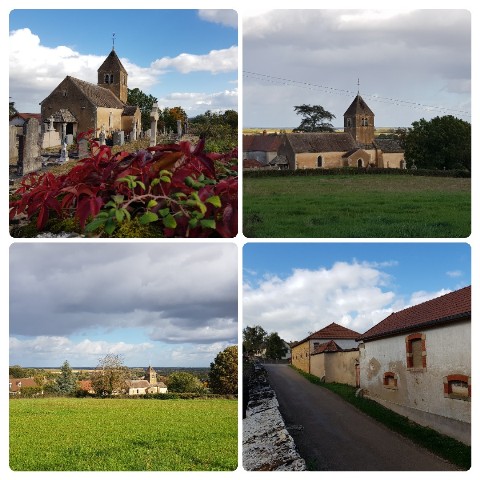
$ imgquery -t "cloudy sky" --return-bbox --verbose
[9,9,238,116]
[9,243,238,368]
[243,9,471,128]
[243,243,470,343]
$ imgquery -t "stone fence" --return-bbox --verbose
[243,362,306,471]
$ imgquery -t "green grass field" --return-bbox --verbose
[10,397,237,471]
[243,175,471,237]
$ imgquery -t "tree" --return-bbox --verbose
[90,354,129,395]
[9,100,18,118]
[242,325,266,356]
[127,87,157,132]
[167,371,206,393]
[292,104,336,132]
[264,332,288,360]
[208,345,238,394]
[54,360,77,395]
[188,110,238,152]
[159,106,188,133]
[404,115,471,171]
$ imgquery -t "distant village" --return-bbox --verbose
[243,94,405,170]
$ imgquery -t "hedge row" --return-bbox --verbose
[243,167,471,178]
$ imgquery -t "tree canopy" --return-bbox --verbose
[208,345,238,394]
[403,115,471,171]
[242,325,266,356]
[90,353,129,395]
[55,360,77,395]
[167,371,206,393]
[127,87,157,131]
[264,332,288,360]
[188,110,238,152]
[293,104,336,133]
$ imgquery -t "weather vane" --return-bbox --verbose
[112,33,115,50]
[357,78,360,94]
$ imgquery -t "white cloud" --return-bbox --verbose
[243,261,396,342]
[446,270,462,278]
[9,28,237,113]
[198,9,238,28]
[407,289,452,307]
[9,336,154,363]
[152,46,238,74]
[159,88,238,114]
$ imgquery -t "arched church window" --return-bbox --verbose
[317,156,323,168]
[104,74,109,84]
[357,159,363,168]
[110,74,114,83]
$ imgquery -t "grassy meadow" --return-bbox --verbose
[10,397,237,471]
[243,175,471,238]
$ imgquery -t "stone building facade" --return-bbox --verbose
[40,49,141,139]
[357,286,471,444]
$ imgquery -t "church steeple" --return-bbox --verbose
[146,365,157,385]
[97,48,128,103]
[343,93,375,145]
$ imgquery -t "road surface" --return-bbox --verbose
[264,364,457,471]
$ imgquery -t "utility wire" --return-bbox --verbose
[243,71,470,119]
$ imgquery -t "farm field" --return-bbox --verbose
[243,175,471,238]
[10,397,237,471]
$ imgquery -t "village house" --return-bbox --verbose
[356,285,471,444]
[9,377,41,395]
[243,133,283,166]
[291,322,361,376]
[126,365,168,395]
[310,340,360,387]
[39,48,141,140]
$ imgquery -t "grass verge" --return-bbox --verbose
[290,366,470,470]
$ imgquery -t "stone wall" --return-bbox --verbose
[243,362,306,471]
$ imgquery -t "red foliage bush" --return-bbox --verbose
[10,132,238,238]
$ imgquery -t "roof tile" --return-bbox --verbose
[358,285,471,341]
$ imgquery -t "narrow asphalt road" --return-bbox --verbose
[264,364,457,471]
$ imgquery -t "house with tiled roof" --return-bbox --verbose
[39,48,141,140]
[291,322,361,374]
[9,377,41,395]
[309,340,360,387]
[243,134,283,166]
[357,285,471,444]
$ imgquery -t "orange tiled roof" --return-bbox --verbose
[357,285,471,342]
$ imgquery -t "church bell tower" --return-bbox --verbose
[97,48,128,104]
[343,88,375,145]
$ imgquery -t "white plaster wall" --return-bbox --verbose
[360,321,470,424]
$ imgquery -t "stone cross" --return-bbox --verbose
[176,119,182,138]
[48,116,54,131]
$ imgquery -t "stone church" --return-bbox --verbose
[39,48,141,140]
[126,365,168,395]
[257,94,406,170]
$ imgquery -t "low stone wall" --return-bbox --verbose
[243,362,306,471]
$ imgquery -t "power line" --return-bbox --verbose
[243,71,471,119]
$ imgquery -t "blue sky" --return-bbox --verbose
[9,243,238,368]
[243,243,471,342]
[9,9,238,115]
